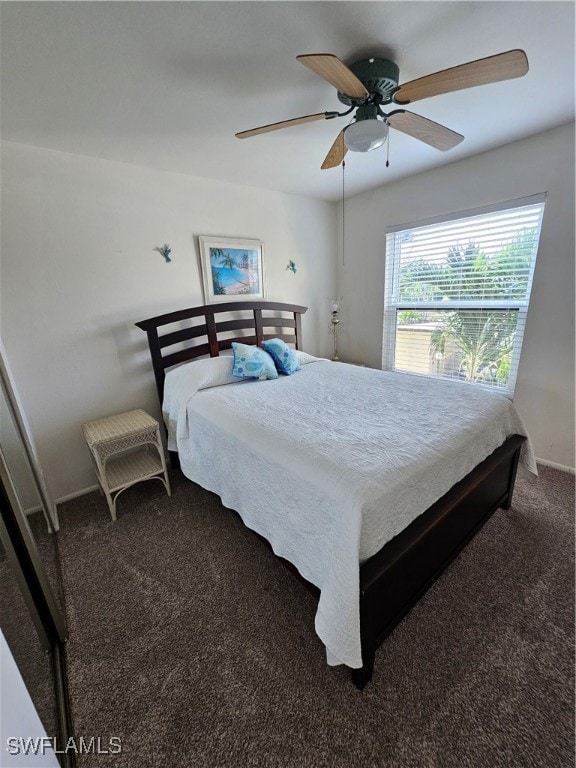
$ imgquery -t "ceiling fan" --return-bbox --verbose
[235,50,529,169]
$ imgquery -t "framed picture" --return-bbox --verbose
[198,236,265,303]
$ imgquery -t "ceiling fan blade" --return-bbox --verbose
[393,49,529,105]
[321,130,348,170]
[297,54,368,99]
[236,112,332,139]
[388,111,464,151]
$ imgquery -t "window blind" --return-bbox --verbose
[383,196,545,396]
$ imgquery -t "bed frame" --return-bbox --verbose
[136,301,524,689]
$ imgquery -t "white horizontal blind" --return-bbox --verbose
[383,196,545,396]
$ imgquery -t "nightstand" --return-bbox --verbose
[82,409,171,521]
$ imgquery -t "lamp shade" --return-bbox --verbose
[329,296,342,313]
[344,118,389,152]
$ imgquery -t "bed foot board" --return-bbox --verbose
[500,441,522,510]
[355,435,525,689]
[351,658,374,691]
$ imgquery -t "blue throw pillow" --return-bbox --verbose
[231,342,278,380]
[262,338,301,375]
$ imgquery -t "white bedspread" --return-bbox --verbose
[163,358,536,669]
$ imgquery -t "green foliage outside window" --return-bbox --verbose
[398,229,537,386]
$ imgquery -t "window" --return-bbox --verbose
[383,195,545,396]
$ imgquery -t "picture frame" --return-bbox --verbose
[198,236,265,304]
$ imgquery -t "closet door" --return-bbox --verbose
[0,358,73,766]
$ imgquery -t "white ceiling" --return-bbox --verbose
[1,1,574,201]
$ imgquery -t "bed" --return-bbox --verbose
[136,300,535,688]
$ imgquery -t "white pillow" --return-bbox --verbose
[294,350,325,365]
[165,355,236,392]
[163,356,238,450]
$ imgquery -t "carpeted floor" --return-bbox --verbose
[56,465,575,768]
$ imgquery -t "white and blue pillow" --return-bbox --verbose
[231,342,278,380]
[262,338,301,376]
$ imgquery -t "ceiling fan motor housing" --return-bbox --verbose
[337,58,400,105]
[353,104,380,122]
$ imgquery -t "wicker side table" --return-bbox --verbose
[82,409,171,521]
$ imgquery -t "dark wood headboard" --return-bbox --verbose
[136,301,308,404]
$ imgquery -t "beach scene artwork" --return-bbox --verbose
[200,237,264,303]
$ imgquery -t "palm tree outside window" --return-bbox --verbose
[382,195,545,396]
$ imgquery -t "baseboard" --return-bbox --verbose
[55,484,99,505]
[24,504,43,516]
[536,457,575,474]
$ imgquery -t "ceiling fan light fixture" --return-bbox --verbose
[344,118,389,153]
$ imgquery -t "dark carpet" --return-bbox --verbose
[56,465,575,768]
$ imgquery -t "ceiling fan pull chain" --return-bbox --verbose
[386,132,390,168]
[342,160,346,266]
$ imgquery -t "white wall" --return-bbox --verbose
[0,142,337,500]
[337,122,575,470]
